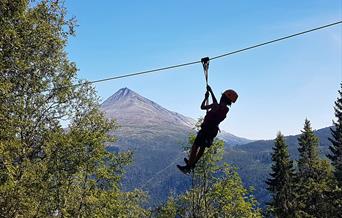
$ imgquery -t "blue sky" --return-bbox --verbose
[65,0,341,140]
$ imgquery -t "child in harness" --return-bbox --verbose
[177,85,238,174]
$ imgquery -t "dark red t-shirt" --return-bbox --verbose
[201,103,229,129]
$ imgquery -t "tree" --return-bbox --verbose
[155,127,261,218]
[187,134,225,217]
[328,83,342,185]
[209,165,261,217]
[0,1,148,217]
[266,132,296,217]
[153,195,177,218]
[39,110,149,217]
[177,136,226,217]
[295,119,336,217]
[0,1,81,216]
[297,119,320,178]
[327,83,342,217]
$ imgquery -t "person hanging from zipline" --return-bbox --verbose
[177,57,238,174]
[177,85,238,174]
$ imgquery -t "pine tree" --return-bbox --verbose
[328,83,342,185]
[296,119,335,217]
[326,83,342,217]
[266,132,295,218]
[297,119,320,179]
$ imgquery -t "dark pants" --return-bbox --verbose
[194,127,219,148]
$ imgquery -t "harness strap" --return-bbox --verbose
[201,57,210,86]
[201,57,210,112]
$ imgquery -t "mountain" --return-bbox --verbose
[100,88,252,205]
[101,87,195,129]
[101,88,194,149]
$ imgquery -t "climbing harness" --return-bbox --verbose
[201,57,210,112]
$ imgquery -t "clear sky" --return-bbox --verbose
[65,0,342,140]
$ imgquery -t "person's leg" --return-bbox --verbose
[187,143,199,167]
[193,146,206,166]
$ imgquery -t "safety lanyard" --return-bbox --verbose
[201,57,210,112]
[201,57,210,86]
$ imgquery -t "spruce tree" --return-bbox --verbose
[326,83,342,218]
[296,119,335,217]
[297,119,320,178]
[266,132,295,218]
[328,83,342,185]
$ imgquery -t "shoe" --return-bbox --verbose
[184,158,195,169]
[177,164,191,175]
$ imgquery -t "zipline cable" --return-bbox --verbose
[83,60,201,86]
[71,20,342,88]
[140,152,184,189]
[210,20,342,60]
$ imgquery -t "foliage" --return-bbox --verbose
[208,166,261,217]
[155,130,261,218]
[266,132,296,217]
[152,195,177,218]
[327,83,342,217]
[328,83,342,185]
[295,119,337,217]
[0,1,148,217]
[297,119,321,178]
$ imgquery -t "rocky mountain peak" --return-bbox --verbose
[101,87,145,107]
[116,87,134,97]
[100,87,195,128]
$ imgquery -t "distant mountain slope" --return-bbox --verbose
[237,127,332,157]
[219,131,254,146]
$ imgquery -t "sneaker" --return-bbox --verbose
[184,158,196,169]
[177,164,191,175]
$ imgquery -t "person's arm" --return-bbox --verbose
[201,91,213,110]
[207,85,217,104]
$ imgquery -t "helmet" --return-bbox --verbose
[223,89,238,103]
